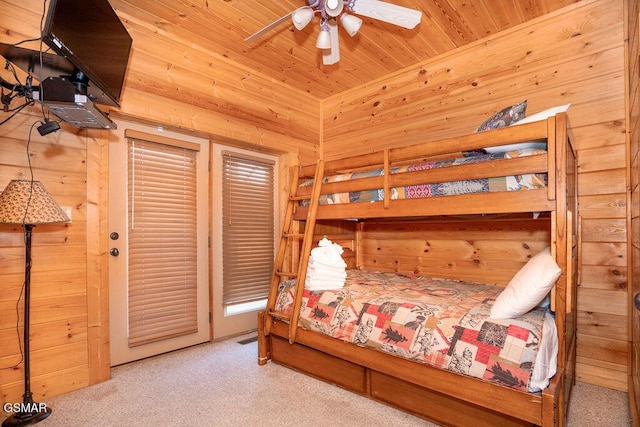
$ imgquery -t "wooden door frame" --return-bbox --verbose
[625,0,640,422]
[86,131,111,385]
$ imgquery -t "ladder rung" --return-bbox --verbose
[268,310,291,321]
[275,271,297,278]
[283,233,304,239]
[289,195,307,201]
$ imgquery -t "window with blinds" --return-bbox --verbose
[222,152,275,307]
[127,138,199,347]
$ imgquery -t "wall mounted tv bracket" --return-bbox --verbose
[0,42,117,129]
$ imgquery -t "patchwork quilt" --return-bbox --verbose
[275,269,551,392]
[300,148,547,205]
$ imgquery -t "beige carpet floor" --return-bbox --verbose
[1,333,632,426]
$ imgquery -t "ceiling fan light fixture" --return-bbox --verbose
[245,0,423,65]
[340,13,362,36]
[292,7,314,30]
[325,0,344,17]
[316,24,331,49]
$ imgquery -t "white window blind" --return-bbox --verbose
[127,137,199,347]
[222,152,275,306]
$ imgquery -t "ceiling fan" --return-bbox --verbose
[245,0,422,65]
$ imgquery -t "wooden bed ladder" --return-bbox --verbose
[262,160,324,343]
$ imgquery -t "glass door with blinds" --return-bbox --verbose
[109,122,210,366]
[211,144,278,339]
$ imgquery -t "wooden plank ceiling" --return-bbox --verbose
[110,0,579,100]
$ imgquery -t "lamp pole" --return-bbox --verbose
[2,224,51,426]
[0,180,69,426]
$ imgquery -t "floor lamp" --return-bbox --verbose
[0,180,69,426]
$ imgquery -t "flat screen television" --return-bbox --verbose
[41,0,132,107]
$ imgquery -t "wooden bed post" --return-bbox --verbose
[356,222,364,268]
[257,311,270,365]
[549,111,578,427]
[552,112,569,375]
[383,149,390,209]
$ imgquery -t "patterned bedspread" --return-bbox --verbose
[301,148,547,205]
[275,269,551,392]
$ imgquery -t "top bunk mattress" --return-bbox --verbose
[300,148,547,206]
[275,269,557,394]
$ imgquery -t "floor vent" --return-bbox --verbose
[237,336,258,345]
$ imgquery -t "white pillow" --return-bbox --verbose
[490,247,561,319]
[483,104,571,153]
[483,141,547,154]
[510,103,571,126]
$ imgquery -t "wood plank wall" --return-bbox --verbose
[358,218,551,286]
[108,0,321,165]
[0,0,321,164]
[0,111,106,405]
[322,0,629,391]
[0,0,320,406]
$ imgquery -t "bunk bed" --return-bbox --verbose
[257,112,578,426]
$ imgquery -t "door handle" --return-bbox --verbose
[110,248,120,257]
[635,293,640,311]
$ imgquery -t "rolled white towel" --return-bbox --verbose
[306,261,346,274]
[305,237,347,290]
[306,273,345,285]
[308,257,346,269]
[310,238,347,268]
[305,279,345,290]
[307,261,346,274]
[305,270,346,288]
[306,269,341,278]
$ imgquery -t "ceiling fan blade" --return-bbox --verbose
[347,0,422,29]
[245,12,294,43]
[322,20,340,65]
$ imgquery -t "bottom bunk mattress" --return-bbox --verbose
[274,269,557,393]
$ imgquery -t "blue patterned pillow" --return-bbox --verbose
[476,100,527,132]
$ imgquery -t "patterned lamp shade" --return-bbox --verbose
[0,180,70,225]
